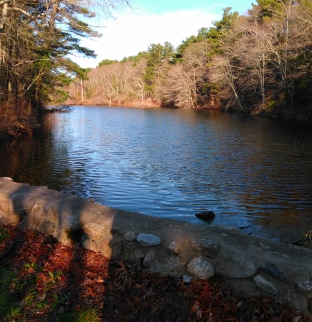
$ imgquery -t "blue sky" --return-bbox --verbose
[74,0,253,68]
[135,0,251,15]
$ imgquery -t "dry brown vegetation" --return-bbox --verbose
[0,224,309,321]
[0,103,34,137]
[66,1,312,119]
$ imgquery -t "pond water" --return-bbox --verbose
[1,106,311,242]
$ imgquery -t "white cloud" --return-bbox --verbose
[73,9,218,68]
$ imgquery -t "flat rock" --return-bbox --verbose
[137,233,161,246]
[253,274,278,295]
[215,255,257,278]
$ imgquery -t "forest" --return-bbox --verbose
[0,0,129,136]
[1,0,312,136]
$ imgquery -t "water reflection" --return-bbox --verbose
[0,106,311,242]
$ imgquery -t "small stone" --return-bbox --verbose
[195,211,215,221]
[124,231,137,241]
[137,233,161,246]
[143,249,155,267]
[215,255,257,278]
[82,239,98,252]
[183,274,193,283]
[253,275,278,295]
[260,262,288,282]
[190,239,220,257]
[187,257,214,280]
[169,241,180,254]
[302,230,312,249]
[123,242,145,263]
[149,256,187,276]
[295,276,312,293]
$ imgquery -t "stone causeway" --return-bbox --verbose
[0,177,311,317]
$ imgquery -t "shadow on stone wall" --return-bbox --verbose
[0,177,312,318]
[0,178,202,319]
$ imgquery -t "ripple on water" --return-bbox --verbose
[1,106,311,241]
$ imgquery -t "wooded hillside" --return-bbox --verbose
[67,0,312,120]
[1,0,311,138]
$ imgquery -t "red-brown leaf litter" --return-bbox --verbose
[0,224,309,321]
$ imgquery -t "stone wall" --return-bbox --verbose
[0,177,311,317]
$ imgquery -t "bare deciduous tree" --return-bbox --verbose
[162,42,209,109]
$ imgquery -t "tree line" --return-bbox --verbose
[1,0,311,138]
[68,0,312,120]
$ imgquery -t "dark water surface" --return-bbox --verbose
[1,106,311,241]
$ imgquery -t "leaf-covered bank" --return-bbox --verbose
[0,224,309,321]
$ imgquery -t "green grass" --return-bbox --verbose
[74,307,101,322]
[0,227,10,243]
[0,267,101,321]
[0,269,26,321]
